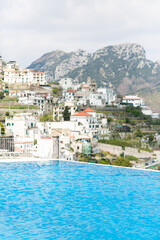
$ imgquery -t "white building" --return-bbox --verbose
[141,106,153,116]
[97,88,116,105]
[14,136,34,157]
[122,95,144,107]
[5,61,19,70]
[89,93,105,106]
[37,137,54,158]
[45,121,83,134]
[5,113,37,137]
[59,78,73,89]
[63,89,77,101]
[71,108,107,138]
[4,69,46,85]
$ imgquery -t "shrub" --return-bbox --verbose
[40,114,53,122]
[113,156,133,167]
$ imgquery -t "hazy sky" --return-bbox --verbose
[1,0,160,67]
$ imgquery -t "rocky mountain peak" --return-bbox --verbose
[94,43,146,61]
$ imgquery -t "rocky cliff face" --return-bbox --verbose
[27,43,160,98]
[28,49,92,81]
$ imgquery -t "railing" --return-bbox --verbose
[0,137,34,158]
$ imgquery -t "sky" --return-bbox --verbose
[1,0,160,67]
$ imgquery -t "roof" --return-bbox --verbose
[123,96,141,100]
[83,108,96,113]
[72,111,91,117]
[41,137,52,139]
[123,98,141,100]
[67,89,76,93]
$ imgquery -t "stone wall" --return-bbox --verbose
[97,143,159,158]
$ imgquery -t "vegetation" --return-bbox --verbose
[113,154,133,167]
[134,127,143,138]
[125,106,143,117]
[52,87,62,96]
[79,152,133,168]
[126,155,138,161]
[0,105,39,109]
[52,87,59,94]
[0,97,18,102]
[0,122,5,135]
[63,106,71,121]
[0,92,4,99]
[99,139,141,149]
[40,114,53,122]
[148,134,154,142]
[70,147,74,152]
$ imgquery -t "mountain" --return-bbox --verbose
[28,49,92,80]
[27,43,160,111]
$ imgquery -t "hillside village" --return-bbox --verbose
[0,55,160,170]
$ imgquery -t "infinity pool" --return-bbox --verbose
[0,160,160,239]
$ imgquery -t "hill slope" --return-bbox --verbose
[28,43,160,111]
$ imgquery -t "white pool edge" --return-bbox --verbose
[0,157,159,173]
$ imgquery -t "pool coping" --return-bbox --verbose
[0,157,159,173]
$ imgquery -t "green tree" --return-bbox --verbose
[135,128,143,138]
[125,118,130,124]
[107,117,113,125]
[0,92,4,99]
[63,106,71,121]
[5,111,10,117]
[148,134,154,142]
[0,122,5,135]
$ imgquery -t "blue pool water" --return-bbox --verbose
[0,161,160,240]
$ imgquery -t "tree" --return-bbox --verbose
[148,134,154,142]
[135,128,143,138]
[0,92,4,99]
[63,106,71,121]
[0,122,5,135]
[125,118,130,124]
[5,111,10,117]
[107,117,113,125]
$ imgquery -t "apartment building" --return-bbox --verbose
[53,101,76,121]
[4,69,46,85]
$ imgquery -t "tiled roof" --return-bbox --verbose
[72,111,91,117]
[41,137,52,139]
[67,89,76,93]
[83,108,96,113]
